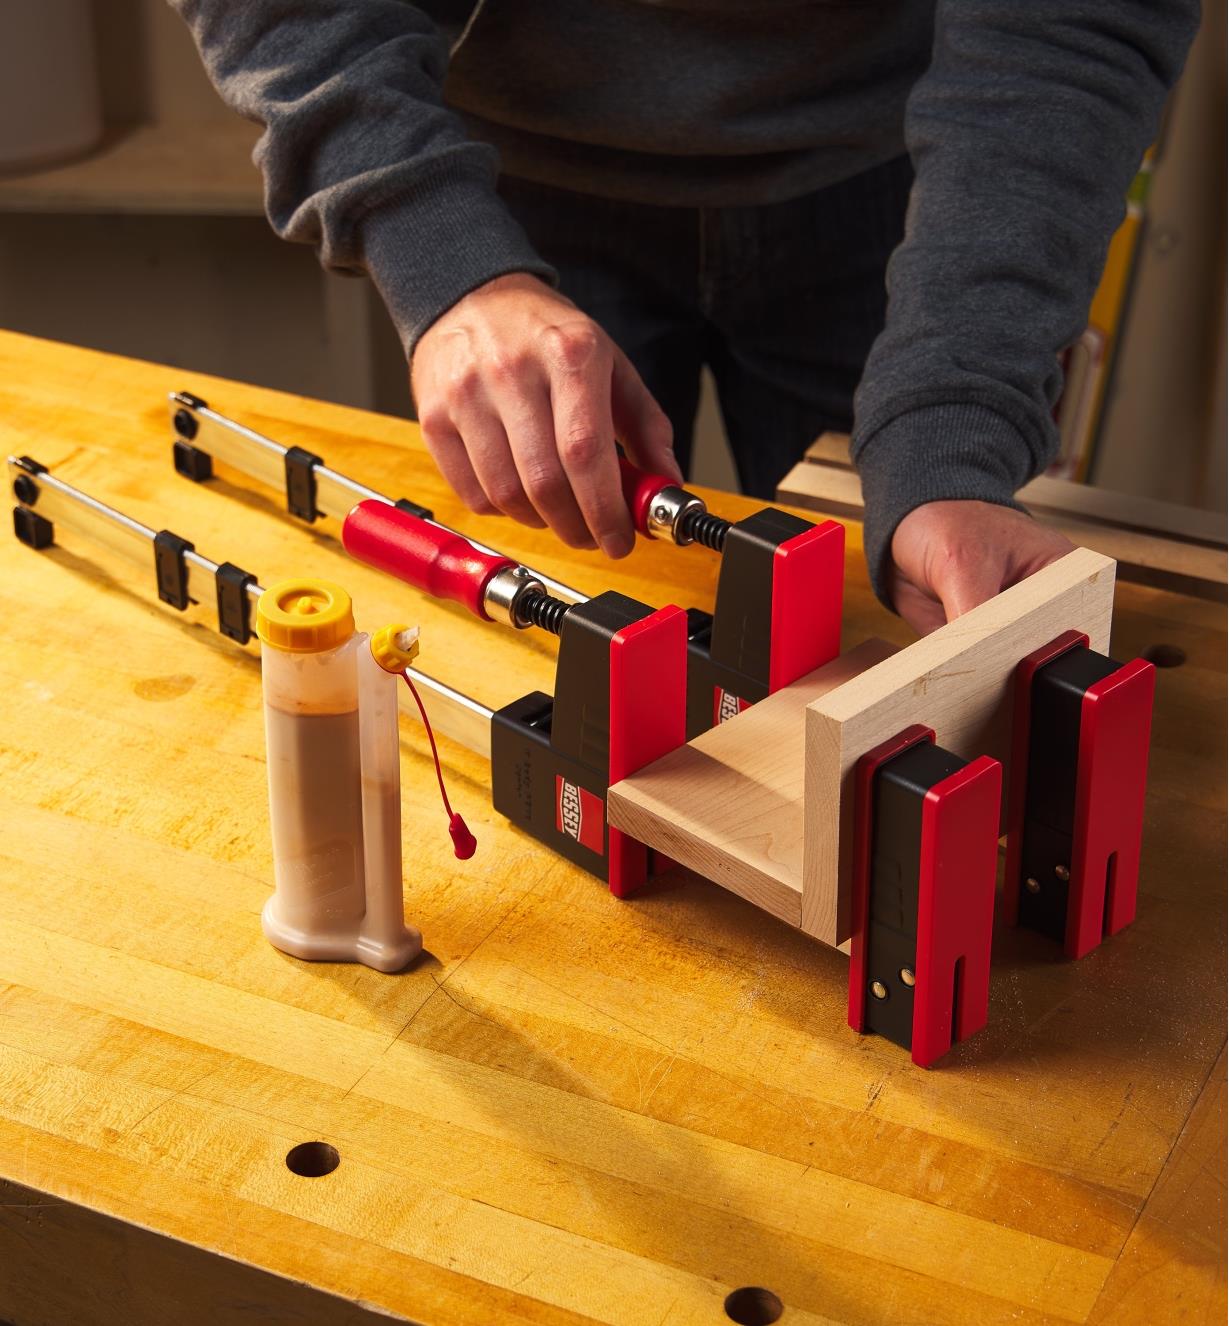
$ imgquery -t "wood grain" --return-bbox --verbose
[1087,1046,1227,1324]
[803,548,1115,943]
[0,331,1224,1325]
[607,639,897,928]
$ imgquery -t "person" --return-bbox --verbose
[172,1,1198,634]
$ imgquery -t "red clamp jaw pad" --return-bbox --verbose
[1006,632,1156,959]
[689,511,844,737]
[341,500,514,620]
[768,519,845,692]
[607,604,689,896]
[848,726,1002,1068]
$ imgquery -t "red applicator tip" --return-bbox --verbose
[448,813,477,860]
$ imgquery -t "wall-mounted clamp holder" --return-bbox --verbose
[492,592,687,897]
[1004,630,1156,959]
[848,725,1002,1067]
[684,510,844,736]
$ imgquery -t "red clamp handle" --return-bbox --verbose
[618,457,674,536]
[341,500,514,621]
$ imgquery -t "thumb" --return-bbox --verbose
[610,348,683,482]
[936,554,1008,622]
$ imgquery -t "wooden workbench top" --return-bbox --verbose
[0,331,1224,1325]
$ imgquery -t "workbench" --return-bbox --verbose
[0,330,1224,1325]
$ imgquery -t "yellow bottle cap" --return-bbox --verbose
[369,623,420,673]
[256,578,355,653]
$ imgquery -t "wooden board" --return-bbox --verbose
[795,433,1229,545]
[803,548,1114,942]
[607,639,897,928]
[779,435,1229,601]
[0,120,264,216]
[0,331,1225,1325]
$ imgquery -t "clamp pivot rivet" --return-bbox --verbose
[870,980,888,1000]
[1025,876,1041,893]
[1054,864,1070,881]
[899,968,916,987]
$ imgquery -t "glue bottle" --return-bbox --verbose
[256,578,423,973]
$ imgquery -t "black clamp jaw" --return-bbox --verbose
[1005,632,1156,959]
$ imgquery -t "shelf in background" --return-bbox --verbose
[0,120,263,216]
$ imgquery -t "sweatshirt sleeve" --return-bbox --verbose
[850,1,1200,604]
[171,0,556,357]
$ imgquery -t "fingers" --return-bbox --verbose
[897,594,948,636]
[449,386,546,529]
[418,409,496,516]
[934,552,1007,621]
[543,323,635,558]
[496,380,596,548]
[413,275,659,556]
[611,348,682,482]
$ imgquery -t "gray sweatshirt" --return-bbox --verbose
[171,0,1198,599]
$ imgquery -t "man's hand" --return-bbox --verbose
[888,500,1076,635]
[411,272,681,558]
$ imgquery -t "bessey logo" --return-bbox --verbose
[555,776,605,855]
[713,687,749,724]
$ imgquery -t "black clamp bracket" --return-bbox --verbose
[11,456,54,549]
[394,496,434,521]
[153,530,195,610]
[171,393,214,482]
[215,561,257,644]
[284,445,322,522]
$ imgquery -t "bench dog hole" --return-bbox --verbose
[724,1286,784,1325]
[1141,644,1186,669]
[285,1141,340,1178]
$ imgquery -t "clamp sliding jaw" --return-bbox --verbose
[620,457,845,734]
[848,726,1002,1068]
[1005,631,1156,958]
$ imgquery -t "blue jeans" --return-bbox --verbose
[498,155,912,497]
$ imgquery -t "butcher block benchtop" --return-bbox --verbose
[0,330,1223,1325]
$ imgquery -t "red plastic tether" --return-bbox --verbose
[400,670,477,860]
